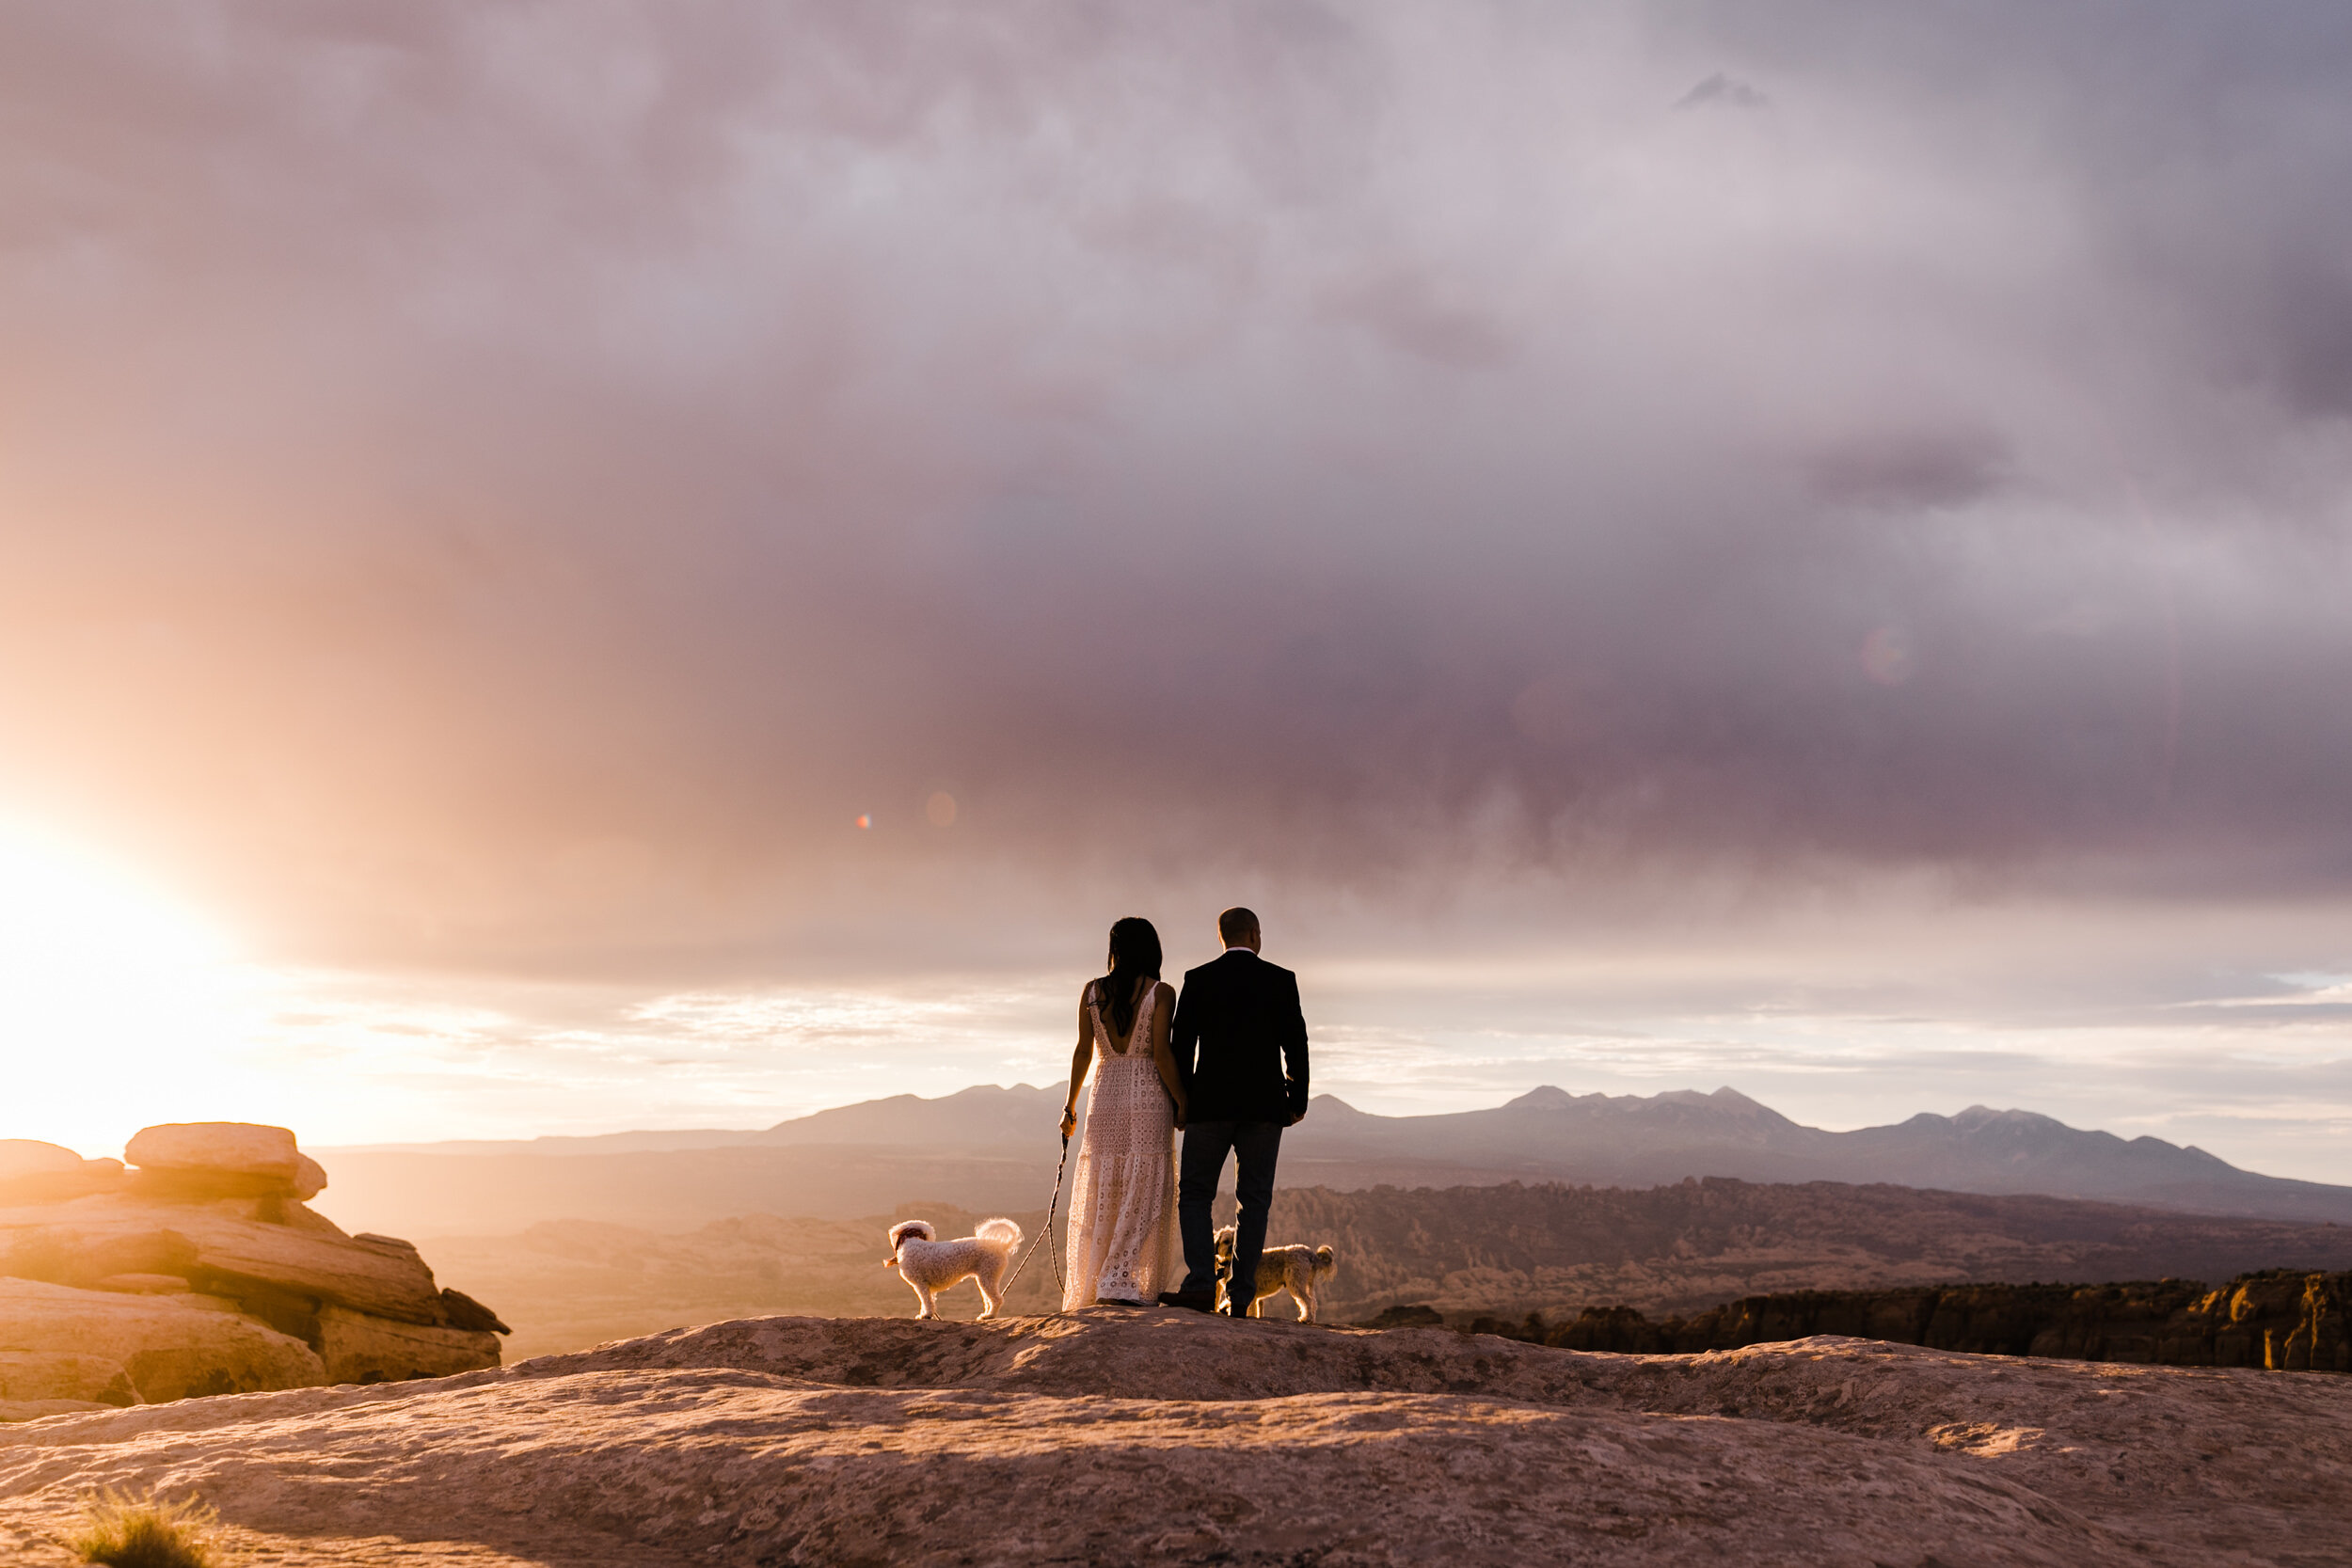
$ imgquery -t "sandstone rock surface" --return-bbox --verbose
[0,1145,82,1180]
[88,1274,192,1295]
[1,1125,503,1412]
[0,1279,323,1402]
[1,1308,2346,1566]
[291,1153,327,1201]
[0,1144,122,1206]
[125,1123,300,1182]
[0,1402,106,1424]
[0,1195,448,1323]
[317,1307,503,1386]
[123,1124,328,1202]
[0,1353,135,1407]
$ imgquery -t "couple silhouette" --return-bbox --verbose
[1056,907,1310,1314]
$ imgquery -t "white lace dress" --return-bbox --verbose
[1062,979,1178,1308]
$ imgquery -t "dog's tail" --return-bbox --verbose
[1312,1244,1337,1283]
[888,1220,935,1250]
[976,1216,1022,1247]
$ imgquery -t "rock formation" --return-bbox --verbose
[0,1142,124,1206]
[1518,1268,2352,1371]
[0,1123,507,1419]
[1,1308,2347,1564]
[0,1278,324,1404]
[122,1122,327,1202]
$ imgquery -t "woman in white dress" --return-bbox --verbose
[1057,916,1188,1308]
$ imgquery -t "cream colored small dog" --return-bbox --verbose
[1214,1225,1338,1322]
[884,1218,1023,1320]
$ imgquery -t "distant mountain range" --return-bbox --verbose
[1284,1086,2352,1223]
[312,1083,2352,1239]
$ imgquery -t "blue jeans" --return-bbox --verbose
[1178,1120,1283,1307]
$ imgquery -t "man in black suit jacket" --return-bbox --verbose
[1156,907,1310,1314]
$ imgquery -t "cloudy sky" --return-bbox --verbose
[3,2,2349,1177]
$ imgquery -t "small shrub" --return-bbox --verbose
[66,1488,220,1568]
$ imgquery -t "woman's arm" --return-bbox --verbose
[1060,986,1094,1140]
[1147,983,1186,1129]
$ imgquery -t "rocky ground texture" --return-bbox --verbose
[1,1307,2346,1566]
[1,1125,506,1419]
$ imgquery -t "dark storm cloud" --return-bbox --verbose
[0,0,2348,975]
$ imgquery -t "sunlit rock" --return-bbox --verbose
[291,1153,327,1200]
[317,1307,501,1386]
[0,1350,137,1407]
[0,1198,448,1323]
[0,1143,81,1180]
[0,1129,506,1410]
[107,1120,322,1200]
[0,1143,122,1205]
[0,1400,111,1423]
[123,1121,316,1200]
[124,1122,297,1180]
[0,1279,323,1402]
[88,1273,193,1295]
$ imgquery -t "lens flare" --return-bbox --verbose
[1860,626,1915,686]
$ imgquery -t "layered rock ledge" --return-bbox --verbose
[1,1124,506,1418]
[2,1307,2346,1565]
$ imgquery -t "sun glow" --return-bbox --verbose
[0,822,250,1152]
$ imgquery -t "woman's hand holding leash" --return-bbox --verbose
[1002,1124,1073,1304]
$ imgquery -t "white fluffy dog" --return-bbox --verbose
[1214,1225,1338,1322]
[884,1217,1023,1320]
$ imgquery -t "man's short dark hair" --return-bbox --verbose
[1217,907,1260,943]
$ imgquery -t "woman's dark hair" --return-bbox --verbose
[1098,916,1163,1041]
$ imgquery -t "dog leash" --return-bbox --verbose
[1002,1131,1071,1306]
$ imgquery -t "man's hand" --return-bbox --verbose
[1287,1110,1305,1127]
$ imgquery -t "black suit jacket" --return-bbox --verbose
[1170,949,1310,1125]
